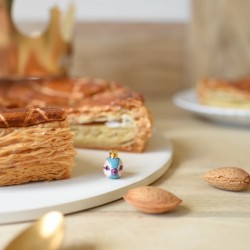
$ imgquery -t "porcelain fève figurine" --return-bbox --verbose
[103,150,124,179]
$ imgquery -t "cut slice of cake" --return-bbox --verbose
[0,107,76,186]
[0,77,152,152]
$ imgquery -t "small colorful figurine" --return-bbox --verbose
[103,150,124,179]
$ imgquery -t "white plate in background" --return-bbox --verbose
[173,88,250,126]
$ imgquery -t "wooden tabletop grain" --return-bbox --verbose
[0,22,249,250]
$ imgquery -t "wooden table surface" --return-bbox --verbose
[0,23,250,250]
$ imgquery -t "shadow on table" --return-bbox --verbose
[63,243,96,250]
[163,205,191,217]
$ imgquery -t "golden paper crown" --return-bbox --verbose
[109,150,118,158]
[0,0,74,77]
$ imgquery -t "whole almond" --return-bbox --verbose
[123,186,182,214]
[202,167,250,191]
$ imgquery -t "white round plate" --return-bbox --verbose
[0,132,172,224]
[173,88,250,126]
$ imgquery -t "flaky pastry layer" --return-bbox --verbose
[0,120,76,186]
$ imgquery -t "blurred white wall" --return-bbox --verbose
[13,0,190,22]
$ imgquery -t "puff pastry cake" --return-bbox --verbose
[197,78,250,109]
[0,77,152,152]
[0,107,76,186]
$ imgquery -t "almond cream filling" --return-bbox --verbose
[68,111,138,147]
[71,124,137,148]
[67,111,135,127]
[68,106,151,152]
[200,90,250,109]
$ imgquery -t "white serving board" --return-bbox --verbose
[0,132,173,224]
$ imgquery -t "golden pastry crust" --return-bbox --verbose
[0,77,143,108]
[0,105,75,186]
[197,78,250,108]
[0,107,66,128]
[0,77,152,152]
[0,120,76,186]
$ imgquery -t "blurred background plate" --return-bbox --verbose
[173,88,250,126]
